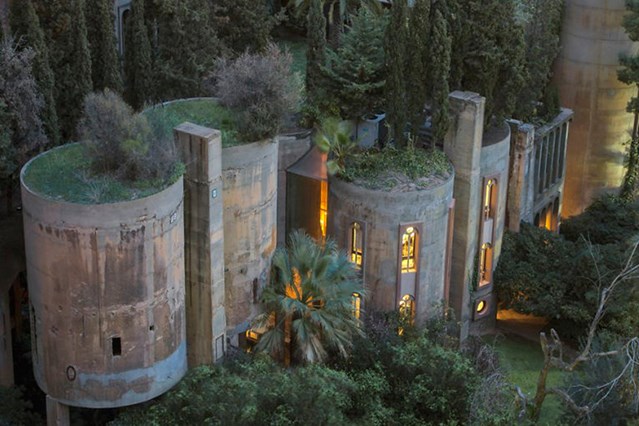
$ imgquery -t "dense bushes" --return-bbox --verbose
[113,317,510,425]
[495,198,639,340]
[78,90,179,182]
[215,44,301,141]
[0,386,42,425]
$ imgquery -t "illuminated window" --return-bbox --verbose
[352,292,361,319]
[476,300,487,315]
[483,179,495,219]
[350,222,363,269]
[319,181,328,240]
[398,294,415,326]
[401,227,418,273]
[479,242,493,286]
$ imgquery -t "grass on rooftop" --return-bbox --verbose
[144,98,241,147]
[23,144,183,204]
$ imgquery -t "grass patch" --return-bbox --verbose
[276,37,307,78]
[144,99,241,147]
[342,146,452,191]
[488,334,567,425]
[23,144,184,204]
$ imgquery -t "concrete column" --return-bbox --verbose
[506,121,535,231]
[176,123,226,366]
[0,288,14,387]
[45,396,69,426]
[444,91,485,340]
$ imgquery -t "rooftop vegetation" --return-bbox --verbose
[144,99,240,148]
[22,143,183,204]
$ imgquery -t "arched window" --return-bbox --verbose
[398,294,415,325]
[401,227,418,273]
[350,222,363,269]
[319,181,328,240]
[352,292,361,319]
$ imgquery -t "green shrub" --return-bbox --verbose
[0,386,43,425]
[215,44,301,141]
[78,90,178,182]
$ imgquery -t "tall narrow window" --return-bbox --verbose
[479,243,493,285]
[483,179,495,219]
[398,294,415,326]
[350,222,363,269]
[401,227,418,273]
[352,292,362,319]
[319,180,328,240]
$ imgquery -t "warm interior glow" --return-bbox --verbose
[350,223,363,268]
[476,300,486,314]
[319,180,328,239]
[484,180,494,219]
[398,294,415,325]
[401,228,417,273]
[352,292,361,319]
[479,243,492,286]
[246,330,259,342]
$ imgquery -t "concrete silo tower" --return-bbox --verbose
[553,0,639,216]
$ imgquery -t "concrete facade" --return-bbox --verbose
[176,124,226,367]
[444,91,485,339]
[553,0,638,216]
[327,173,454,325]
[222,139,278,343]
[20,158,187,408]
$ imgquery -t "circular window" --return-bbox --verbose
[66,365,76,381]
[476,300,487,315]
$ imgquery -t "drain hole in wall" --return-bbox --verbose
[149,325,155,331]
[66,366,76,381]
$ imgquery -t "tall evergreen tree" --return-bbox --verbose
[618,0,639,200]
[406,0,431,137]
[384,0,409,147]
[10,0,60,146]
[85,0,122,93]
[306,0,327,116]
[322,5,387,120]
[429,7,451,145]
[149,0,223,100]
[33,0,92,140]
[124,0,154,109]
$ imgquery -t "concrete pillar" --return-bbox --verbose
[444,91,485,340]
[176,123,226,366]
[45,396,69,426]
[553,0,639,216]
[506,121,535,231]
[0,288,14,387]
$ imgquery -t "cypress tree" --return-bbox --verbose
[85,0,122,93]
[384,0,409,147]
[406,0,431,137]
[33,0,93,140]
[124,0,154,109]
[306,0,326,109]
[10,0,60,146]
[429,8,451,146]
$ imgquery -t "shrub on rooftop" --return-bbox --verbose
[78,90,178,182]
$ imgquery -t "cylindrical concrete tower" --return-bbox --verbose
[553,0,638,216]
[20,148,187,408]
[222,139,278,342]
[327,171,454,325]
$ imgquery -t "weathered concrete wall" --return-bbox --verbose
[507,121,536,231]
[21,160,187,408]
[176,123,226,367]
[480,126,511,267]
[327,173,454,325]
[222,139,278,342]
[444,91,485,340]
[277,133,312,247]
[553,0,638,216]
[0,288,13,387]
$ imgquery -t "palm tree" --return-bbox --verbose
[254,230,364,366]
[293,0,382,48]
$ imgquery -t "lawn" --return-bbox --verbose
[23,144,182,204]
[488,334,567,425]
[144,98,240,147]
